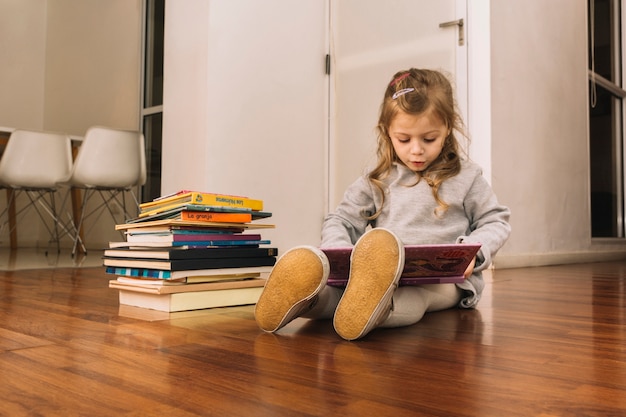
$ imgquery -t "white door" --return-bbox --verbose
[328,0,467,210]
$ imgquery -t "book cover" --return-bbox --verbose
[120,225,246,234]
[178,211,252,223]
[115,219,275,231]
[104,246,278,260]
[182,204,272,220]
[103,255,277,271]
[115,272,261,286]
[106,265,273,279]
[127,227,237,235]
[125,232,262,244]
[322,243,481,286]
[117,286,265,312]
[108,240,269,249]
[139,191,264,213]
[109,276,266,294]
[131,204,272,222]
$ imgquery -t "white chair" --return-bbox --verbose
[0,129,74,252]
[69,126,146,256]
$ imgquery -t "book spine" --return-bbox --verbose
[106,265,274,279]
[106,266,173,279]
[104,255,277,271]
[117,286,264,312]
[109,277,266,294]
[103,246,277,260]
[126,233,261,243]
[179,211,252,223]
[190,193,263,211]
[170,240,269,247]
[139,192,263,212]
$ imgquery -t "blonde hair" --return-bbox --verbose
[367,68,466,219]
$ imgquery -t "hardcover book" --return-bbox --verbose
[178,211,252,223]
[108,240,270,249]
[103,255,277,271]
[130,204,272,222]
[321,243,481,286]
[116,286,265,312]
[109,276,266,294]
[103,246,278,260]
[124,232,262,244]
[106,265,273,280]
[119,225,247,234]
[115,272,262,285]
[139,191,264,214]
[115,219,275,231]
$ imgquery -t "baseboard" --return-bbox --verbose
[493,250,626,269]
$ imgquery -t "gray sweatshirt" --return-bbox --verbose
[321,160,511,308]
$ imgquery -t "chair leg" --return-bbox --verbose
[27,190,63,254]
[72,189,91,257]
[7,189,16,250]
[70,187,139,256]
[0,189,17,247]
[1,188,86,254]
[45,190,61,255]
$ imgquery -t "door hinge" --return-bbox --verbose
[325,54,331,75]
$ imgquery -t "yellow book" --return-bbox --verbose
[140,191,263,214]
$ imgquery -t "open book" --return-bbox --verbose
[321,243,481,286]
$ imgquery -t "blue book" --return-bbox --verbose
[105,263,275,279]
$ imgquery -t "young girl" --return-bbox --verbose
[255,68,511,341]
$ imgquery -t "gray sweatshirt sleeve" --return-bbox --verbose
[320,176,376,247]
[455,171,511,273]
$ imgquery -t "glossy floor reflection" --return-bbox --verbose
[0,247,104,270]
[0,260,625,416]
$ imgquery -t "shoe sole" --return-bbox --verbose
[255,246,329,332]
[333,228,404,340]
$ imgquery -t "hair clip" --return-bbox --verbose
[392,88,415,99]
[390,72,411,86]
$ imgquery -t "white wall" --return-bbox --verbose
[0,0,47,130]
[161,1,210,193]
[44,0,142,136]
[162,0,328,254]
[490,0,626,267]
[0,0,141,135]
[0,0,142,248]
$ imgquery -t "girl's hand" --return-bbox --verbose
[464,257,476,279]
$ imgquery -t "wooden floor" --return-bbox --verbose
[0,260,625,416]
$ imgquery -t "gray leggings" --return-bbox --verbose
[304,283,463,328]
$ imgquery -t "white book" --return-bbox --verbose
[109,277,265,294]
[117,286,264,312]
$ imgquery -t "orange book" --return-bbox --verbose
[179,211,252,223]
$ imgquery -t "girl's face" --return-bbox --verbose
[388,109,448,172]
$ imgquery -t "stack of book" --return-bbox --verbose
[105,190,276,313]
